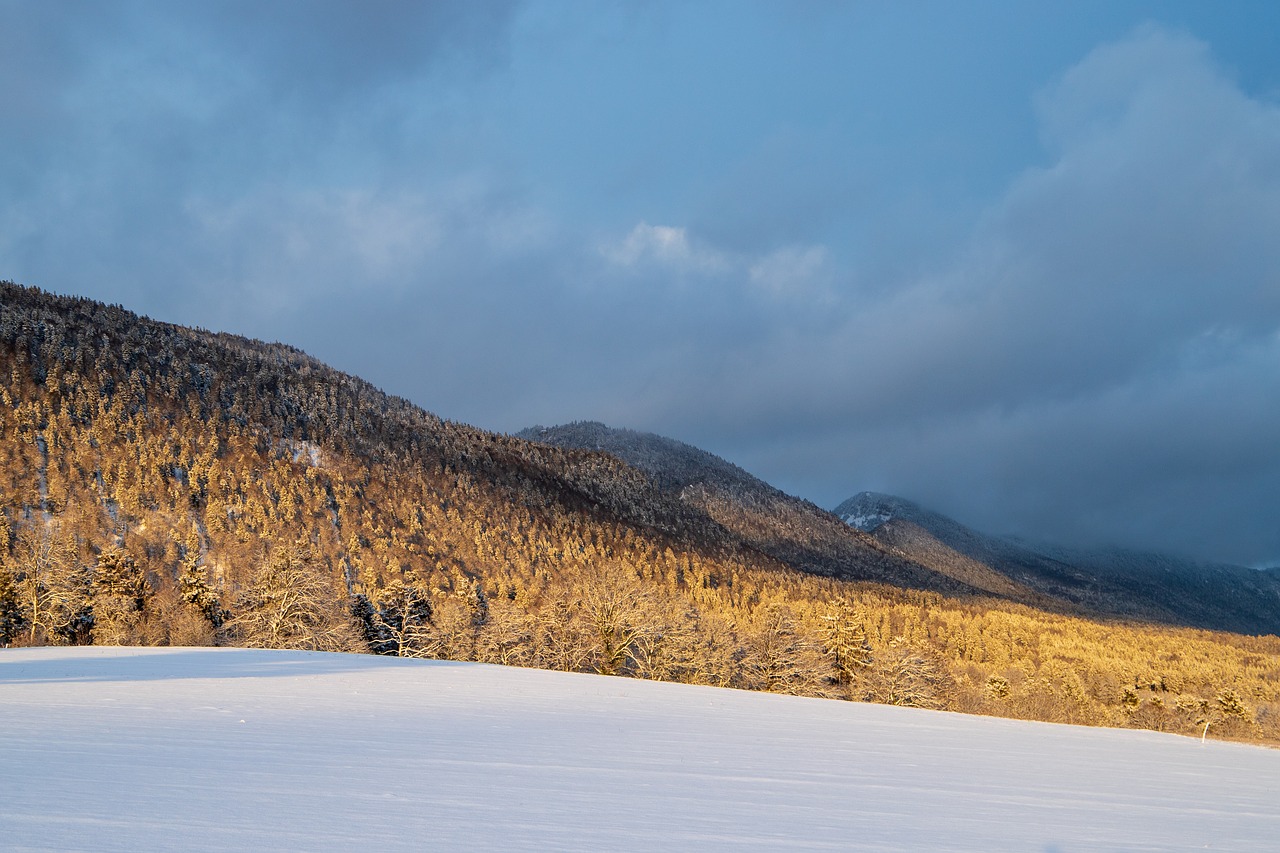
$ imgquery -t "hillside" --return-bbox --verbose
[0,282,788,599]
[518,422,1021,596]
[836,491,1280,635]
[6,647,1280,853]
[3,280,1280,742]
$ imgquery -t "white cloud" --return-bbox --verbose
[600,223,836,309]
[601,222,730,274]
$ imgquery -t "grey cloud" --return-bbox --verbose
[833,28,1280,423]
[0,1,522,313]
[183,0,519,104]
[622,28,1280,564]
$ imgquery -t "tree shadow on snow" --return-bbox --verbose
[0,647,471,684]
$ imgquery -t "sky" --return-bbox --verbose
[3,1,1280,566]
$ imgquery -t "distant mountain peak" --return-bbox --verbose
[832,487,1280,635]
[833,491,923,531]
[833,491,969,537]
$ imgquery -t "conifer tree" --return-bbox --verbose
[91,547,151,645]
[0,565,25,645]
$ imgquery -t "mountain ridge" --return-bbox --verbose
[835,490,1280,635]
[518,422,1044,601]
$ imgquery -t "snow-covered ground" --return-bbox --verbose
[3,647,1277,852]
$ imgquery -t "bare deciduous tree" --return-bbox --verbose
[11,520,90,645]
[740,603,832,696]
[861,638,952,710]
[226,541,360,652]
[533,600,594,673]
[577,563,654,676]
[368,578,435,657]
[628,602,702,683]
[475,594,536,667]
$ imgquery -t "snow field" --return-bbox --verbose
[3,646,1278,852]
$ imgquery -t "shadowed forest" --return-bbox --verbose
[2,281,1276,743]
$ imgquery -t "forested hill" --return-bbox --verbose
[518,422,1037,601]
[0,282,967,591]
[3,281,1279,743]
[0,281,970,651]
[0,282,773,638]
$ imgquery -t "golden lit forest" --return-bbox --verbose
[2,281,1277,743]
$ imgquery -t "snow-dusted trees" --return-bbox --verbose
[860,638,952,709]
[739,602,831,696]
[364,578,434,657]
[0,567,21,645]
[226,541,360,652]
[822,604,873,688]
[90,547,152,645]
[178,559,223,629]
[9,520,90,645]
[3,281,1280,744]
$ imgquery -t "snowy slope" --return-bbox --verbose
[3,648,1278,852]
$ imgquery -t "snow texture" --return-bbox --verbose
[3,647,1278,852]
[841,512,892,532]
